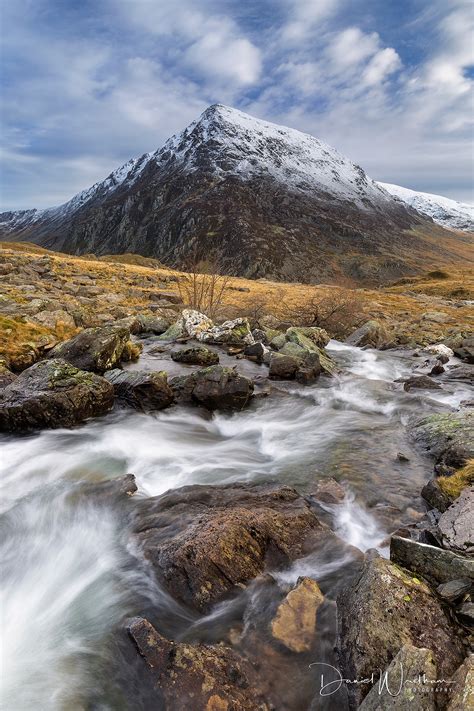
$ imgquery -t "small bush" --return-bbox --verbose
[438,460,474,500]
[426,269,450,280]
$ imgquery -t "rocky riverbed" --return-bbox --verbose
[0,307,473,710]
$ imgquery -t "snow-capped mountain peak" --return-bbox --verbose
[379,182,474,232]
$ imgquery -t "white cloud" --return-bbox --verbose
[327,27,380,68]
[362,47,402,86]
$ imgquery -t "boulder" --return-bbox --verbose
[137,315,170,334]
[132,482,327,612]
[180,309,214,338]
[346,319,389,348]
[269,333,287,350]
[200,317,254,346]
[170,365,253,410]
[390,536,474,584]
[127,617,270,711]
[424,343,454,359]
[421,478,453,512]
[338,556,464,708]
[445,364,474,382]
[50,325,131,373]
[456,602,474,625]
[438,488,474,555]
[286,326,330,350]
[244,342,268,364]
[453,337,474,364]
[403,375,442,391]
[104,369,173,411]
[358,645,437,710]
[270,577,324,652]
[312,478,346,504]
[156,319,187,341]
[447,655,474,710]
[409,411,474,473]
[269,353,299,380]
[0,358,114,431]
[170,345,219,366]
[149,290,183,304]
[32,309,76,330]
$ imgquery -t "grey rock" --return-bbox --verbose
[50,325,131,373]
[438,488,474,555]
[437,579,472,603]
[104,369,173,411]
[447,654,474,710]
[346,319,388,348]
[421,478,453,513]
[170,345,219,366]
[390,536,474,584]
[170,365,253,411]
[403,375,442,391]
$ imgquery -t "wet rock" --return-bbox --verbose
[312,478,346,504]
[358,644,437,710]
[137,315,170,334]
[430,363,445,376]
[50,325,131,373]
[0,358,114,431]
[409,411,474,473]
[346,319,389,348]
[192,365,253,410]
[397,451,410,462]
[445,364,474,382]
[403,375,442,391]
[338,556,464,708]
[104,369,173,411]
[127,617,270,711]
[180,309,214,338]
[438,488,474,555]
[200,317,254,346]
[390,536,474,584]
[437,579,472,603]
[422,478,453,512]
[269,353,299,379]
[243,342,268,364]
[170,345,219,366]
[270,576,324,652]
[132,482,327,612]
[447,654,474,710]
[286,326,330,350]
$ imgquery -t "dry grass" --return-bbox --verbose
[437,460,474,500]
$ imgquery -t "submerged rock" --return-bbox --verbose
[270,576,324,652]
[104,369,173,411]
[0,358,114,431]
[358,644,437,710]
[127,617,270,711]
[170,345,219,366]
[132,483,327,612]
[337,556,464,708]
[50,324,131,373]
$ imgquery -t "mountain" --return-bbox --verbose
[1,104,472,284]
[378,183,474,232]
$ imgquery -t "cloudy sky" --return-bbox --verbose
[1,0,473,210]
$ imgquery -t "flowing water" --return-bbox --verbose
[0,342,471,710]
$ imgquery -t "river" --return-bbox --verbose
[0,341,471,709]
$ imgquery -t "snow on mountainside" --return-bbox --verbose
[379,182,474,232]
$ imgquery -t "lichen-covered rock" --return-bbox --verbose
[390,536,474,584]
[180,309,214,338]
[170,345,219,365]
[200,317,254,346]
[32,309,75,330]
[358,645,437,710]
[346,319,389,348]
[269,353,299,380]
[137,315,170,334]
[104,369,173,411]
[337,556,464,709]
[409,411,474,474]
[127,617,270,711]
[132,483,327,612]
[156,319,187,341]
[50,324,131,373]
[270,577,324,652]
[0,358,114,431]
[286,326,330,350]
[438,488,474,555]
[447,654,474,710]
[425,343,454,359]
[169,365,253,410]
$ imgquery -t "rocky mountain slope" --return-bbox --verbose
[379,182,474,232]
[1,105,472,285]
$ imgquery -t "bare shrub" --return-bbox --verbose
[177,252,231,321]
[281,289,366,339]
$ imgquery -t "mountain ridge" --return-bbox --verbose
[1,104,472,285]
